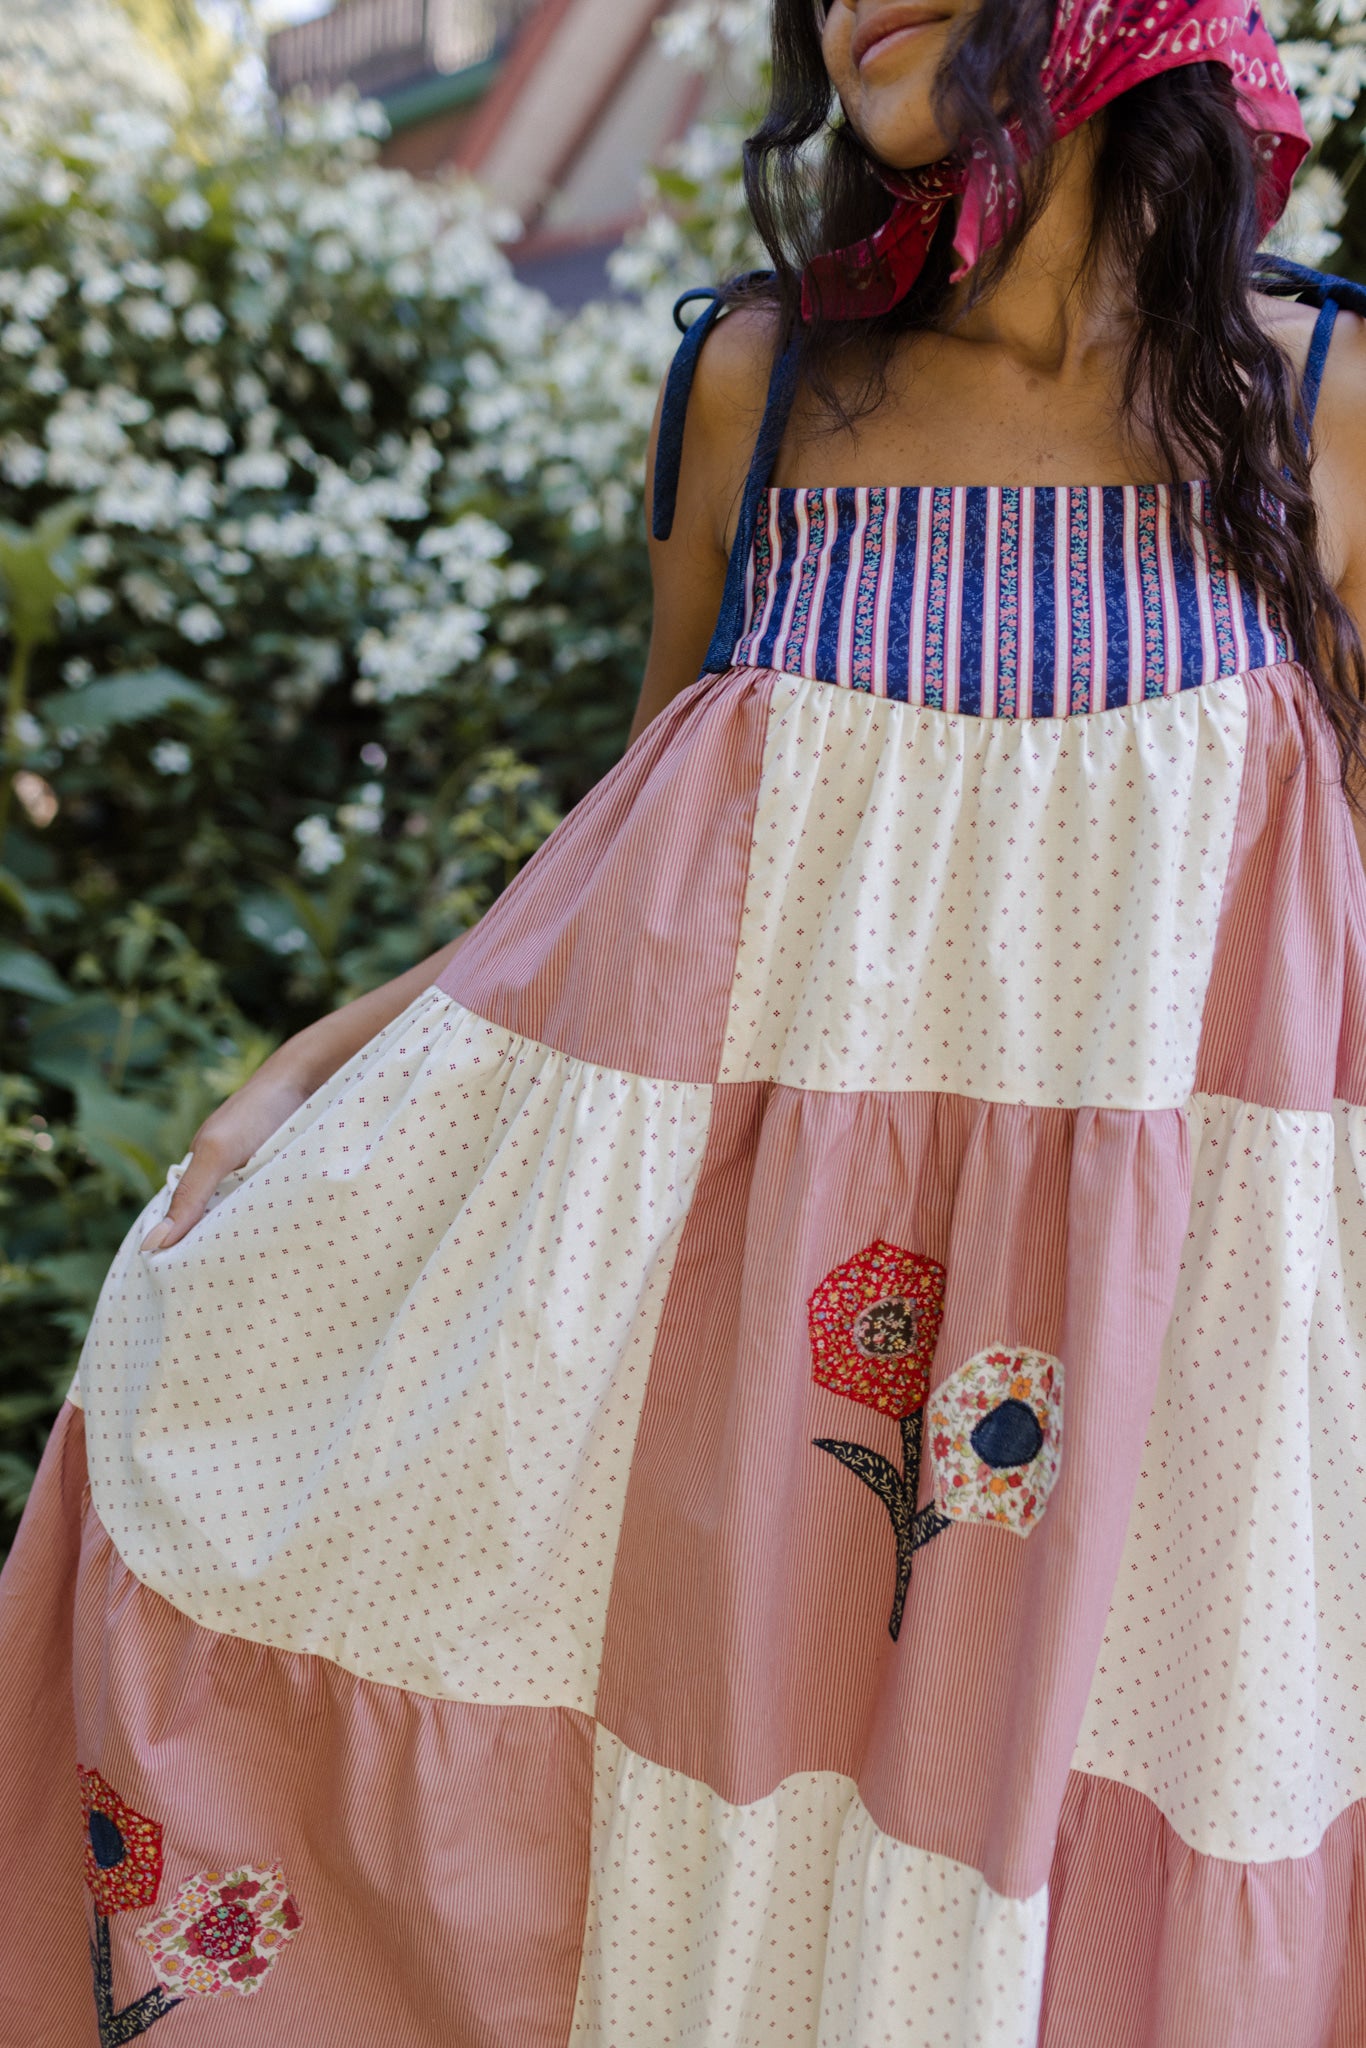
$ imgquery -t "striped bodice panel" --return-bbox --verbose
[731,483,1294,715]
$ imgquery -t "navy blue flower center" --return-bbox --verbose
[89,1810,126,1870]
[852,1295,918,1360]
[970,1398,1043,1469]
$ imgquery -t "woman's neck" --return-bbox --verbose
[940,120,1129,381]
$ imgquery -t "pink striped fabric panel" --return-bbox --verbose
[1196,662,1366,1110]
[593,1083,1190,1900]
[24,1408,594,2048]
[0,1402,91,2047]
[1041,1773,1366,2047]
[438,665,771,1084]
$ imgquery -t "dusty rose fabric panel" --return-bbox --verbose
[1042,1772,1366,2048]
[0,1403,95,2047]
[44,1506,593,2048]
[1337,853,1366,1106]
[594,1083,1189,1899]
[1196,661,1366,1110]
[437,666,772,1082]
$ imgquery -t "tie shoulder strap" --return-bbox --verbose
[647,274,803,678]
[1298,295,1338,449]
[1251,254,1362,454]
[700,323,801,675]
[651,287,728,543]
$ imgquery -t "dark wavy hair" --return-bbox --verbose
[733,0,1366,781]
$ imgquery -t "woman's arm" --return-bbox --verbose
[143,302,777,1253]
[628,299,776,742]
[1304,303,1366,863]
[140,930,469,1251]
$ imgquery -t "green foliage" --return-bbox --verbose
[0,86,675,1543]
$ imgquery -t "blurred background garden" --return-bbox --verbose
[0,0,1364,1544]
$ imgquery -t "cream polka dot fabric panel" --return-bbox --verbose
[80,987,710,1712]
[569,1731,1048,2048]
[718,674,1248,1106]
[1071,1095,1366,1861]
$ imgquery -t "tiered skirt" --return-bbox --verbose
[4,658,1365,2045]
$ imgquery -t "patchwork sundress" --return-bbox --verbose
[5,255,1366,2048]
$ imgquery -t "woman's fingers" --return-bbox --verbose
[139,1138,231,1253]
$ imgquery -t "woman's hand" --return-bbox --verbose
[140,1067,312,1252]
[138,927,471,1254]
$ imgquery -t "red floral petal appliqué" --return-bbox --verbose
[807,1239,946,1419]
[78,1766,164,1916]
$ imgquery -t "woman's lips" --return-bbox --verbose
[851,5,951,71]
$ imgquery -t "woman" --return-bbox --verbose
[5,0,1366,2041]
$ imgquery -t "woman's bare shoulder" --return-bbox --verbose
[649,295,781,557]
[1294,297,1366,592]
[1249,288,1366,590]
[685,296,781,432]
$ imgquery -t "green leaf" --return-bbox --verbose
[27,995,169,1087]
[0,942,70,1005]
[68,1082,170,1199]
[0,499,88,651]
[38,668,225,735]
[0,868,32,923]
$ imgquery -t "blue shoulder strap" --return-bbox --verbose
[1299,296,1338,447]
[1252,252,1366,450]
[651,277,801,676]
[651,287,727,544]
[701,332,800,675]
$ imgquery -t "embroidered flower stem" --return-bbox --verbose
[812,1409,951,1640]
[90,1915,181,2047]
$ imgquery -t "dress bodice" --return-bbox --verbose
[729,482,1294,716]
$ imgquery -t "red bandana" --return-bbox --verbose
[801,0,1309,320]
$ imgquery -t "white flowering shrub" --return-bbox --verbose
[0,72,676,1529]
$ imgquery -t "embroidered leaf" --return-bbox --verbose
[90,1914,181,2047]
[810,1437,904,1522]
[812,1406,952,1641]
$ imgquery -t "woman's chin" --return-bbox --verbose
[846,110,956,174]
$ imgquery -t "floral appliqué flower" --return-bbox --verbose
[808,1240,952,1640]
[808,1238,945,1418]
[928,1345,1064,1535]
[79,1768,164,1915]
[137,1865,302,1998]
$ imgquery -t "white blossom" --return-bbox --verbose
[225,448,288,491]
[357,603,487,702]
[38,162,73,207]
[94,457,215,530]
[162,408,233,455]
[122,571,176,620]
[12,263,65,320]
[177,602,223,643]
[182,301,225,345]
[2,320,42,355]
[338,780,383,833]
[1265,162,1346,266]
[292,319,334,364]
[79,266,123,308]
[165,189,211,232]
[0,436,45,486]
[150,738,192,774]
[123,294,175,341]
[295,814,345,874]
